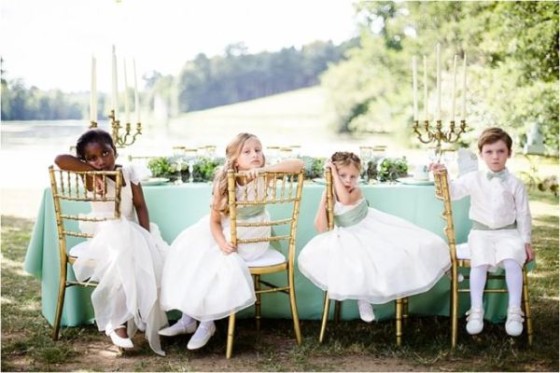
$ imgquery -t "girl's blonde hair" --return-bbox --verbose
[331,151,362,172]
[212,132,263,215]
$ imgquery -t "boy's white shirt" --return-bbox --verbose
[448,169,532,244]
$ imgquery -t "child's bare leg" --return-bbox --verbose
[114,324,128,338]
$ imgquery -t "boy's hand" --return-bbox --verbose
[429,163,446,173]
[525,243,535,262]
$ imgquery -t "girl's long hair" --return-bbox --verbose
[212,133,262,216]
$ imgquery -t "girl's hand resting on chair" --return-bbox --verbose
[94,176,107,195]
[240,167,265,180]
[219,241,237,255]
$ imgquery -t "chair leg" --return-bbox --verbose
[226,313,236,359]
[288,273,302,345]
[334,300,342,323]
[522,269,533,346]
[254,274,261,331]
[395,298,403,346]
[403,297,409,324]
[450,264,459,349]
[52,264,68,340]
[319,291,331,343]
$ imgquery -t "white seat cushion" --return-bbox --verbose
[68,241,90,257]
[456,243,470,260]
[247,248,286,267]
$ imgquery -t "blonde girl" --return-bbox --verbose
[159,133,303,350]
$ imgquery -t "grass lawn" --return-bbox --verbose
[1,188,558,372]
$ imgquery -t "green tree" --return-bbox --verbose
[321,1,559,154]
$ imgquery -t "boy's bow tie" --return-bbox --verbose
[487,170,507,181]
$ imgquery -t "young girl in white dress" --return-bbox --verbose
[159,133,304,350]
[298,152,451,322]
[54,129,168,355]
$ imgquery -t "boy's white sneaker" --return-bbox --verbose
[505,306,524,337]
[466,308,484,335]
[187,322,216,350]
[159,319,197,337]
[357,300,375,323]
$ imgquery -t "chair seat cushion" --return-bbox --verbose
[456,243,470,260]
[68,241,90,257]
[246,248,286,267]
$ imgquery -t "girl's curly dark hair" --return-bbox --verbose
[75,129,117,160]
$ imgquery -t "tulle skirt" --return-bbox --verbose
[298,208,451,304]
[160,213,270,322]
[73,218,168,356]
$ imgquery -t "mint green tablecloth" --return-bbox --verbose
[25,182,491,327]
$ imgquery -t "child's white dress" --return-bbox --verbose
[298,198,451,304]
[72,164,169,356]
[160,178,271,322]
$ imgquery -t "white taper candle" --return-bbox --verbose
[451,55,457,121]
[412,56,418,121]
[423,55,428,121]
[461,53,467,121]
[90,55,97,122]
[133,59,140,123]
[123,58,130,124]
[436,43,441,120]
[111,45,119,119]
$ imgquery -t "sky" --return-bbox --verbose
[0,0,358,92]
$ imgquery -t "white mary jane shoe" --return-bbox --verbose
[159,319,197,337]
[109,327,134,349]
[465,308,484,335]
[187,322,216,350]
[357,300,375,323]
[505,306,524,337]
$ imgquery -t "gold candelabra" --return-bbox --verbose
[89,110,142,147]
[412,119,467,155]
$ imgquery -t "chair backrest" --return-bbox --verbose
[324,167,335,231]
[226,170,304,261]
[433,169,458,262]
[48,165,123,261]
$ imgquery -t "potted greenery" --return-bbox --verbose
[376,157,409,182]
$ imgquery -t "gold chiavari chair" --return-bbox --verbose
[49,165,123,340]
[225,169,304,358]
[433,169,533,348]
[318,168,408,346]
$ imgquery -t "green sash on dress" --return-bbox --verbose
[334,199,368,227]
[237,205,265,219]
[236,205,282,251]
